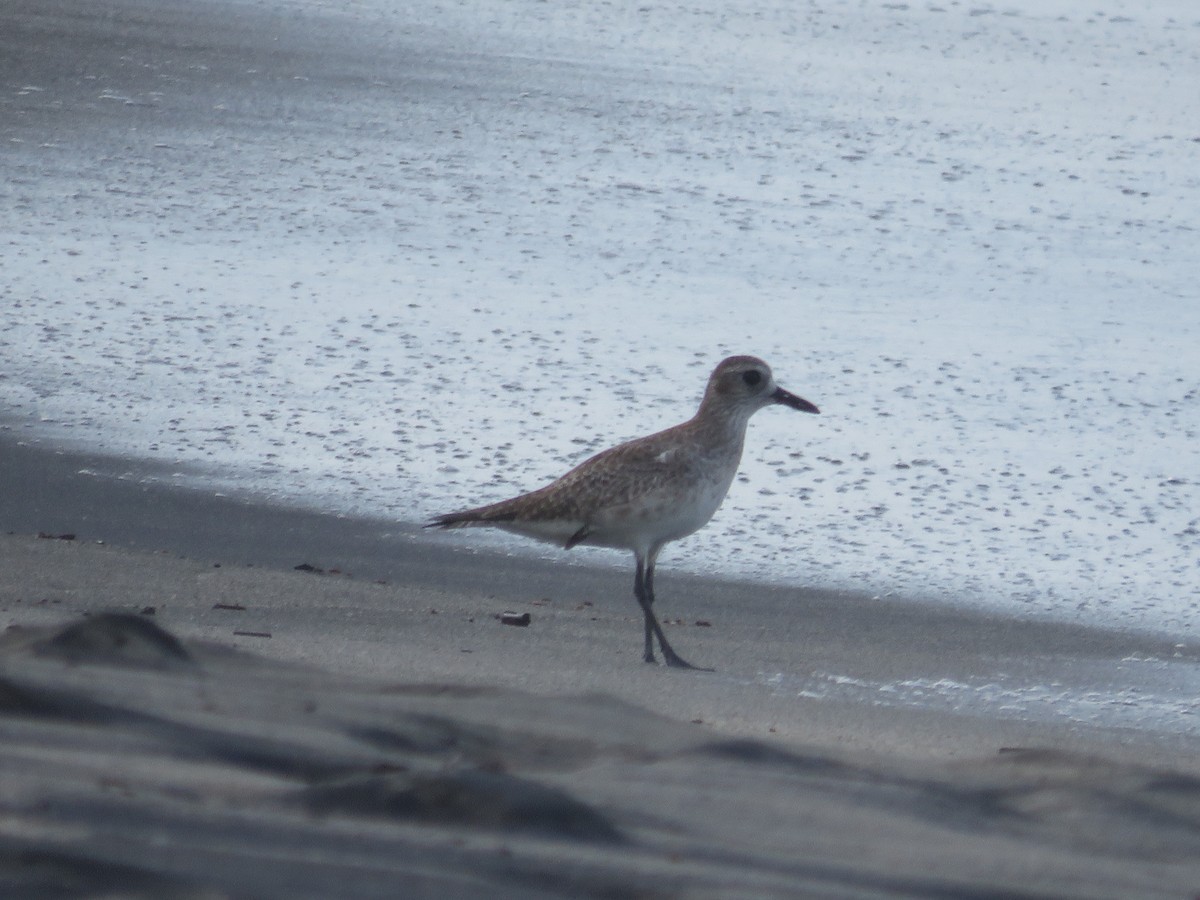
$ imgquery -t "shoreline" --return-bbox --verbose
[3,433,1198,769]
[1,427,1188,635]
[4,438,1200,896]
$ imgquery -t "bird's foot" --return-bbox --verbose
[661,648,712,671]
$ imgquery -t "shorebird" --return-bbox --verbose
[427,355,819,669]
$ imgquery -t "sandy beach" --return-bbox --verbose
[3,439,1200,897]
[3,0,1199,894]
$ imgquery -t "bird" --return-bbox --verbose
[426,355,820,669]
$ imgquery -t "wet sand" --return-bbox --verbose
[3,438,1200,897]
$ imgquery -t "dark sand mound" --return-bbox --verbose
[31,612,195,670]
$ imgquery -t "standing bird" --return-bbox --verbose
[427,355,819,669]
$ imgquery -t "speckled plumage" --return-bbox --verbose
[428,355,819,668]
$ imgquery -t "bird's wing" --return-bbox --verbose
[427,424,698,530]
[548,431,698,511]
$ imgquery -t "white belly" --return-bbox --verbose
[585,463,738,553]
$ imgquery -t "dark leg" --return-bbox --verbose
[643,560,655,662]
[634,556,656,664]
[633,552,703,670]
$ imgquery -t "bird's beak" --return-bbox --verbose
[772,386,819,414]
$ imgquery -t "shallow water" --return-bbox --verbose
[759,653,1200,739]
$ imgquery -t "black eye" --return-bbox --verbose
[741,370,762,387]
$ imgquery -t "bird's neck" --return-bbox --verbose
[688,399,753,453]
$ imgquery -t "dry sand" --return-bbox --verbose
[3,441,1200,897]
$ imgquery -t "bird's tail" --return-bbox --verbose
[424,501,519,530]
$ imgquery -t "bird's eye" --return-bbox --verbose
[741,370,763,387]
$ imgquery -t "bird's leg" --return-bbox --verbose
[634,557,656,664]
[642,560,656,661]
[634,555,703,670]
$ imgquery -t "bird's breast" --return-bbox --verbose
[586,448,741,550]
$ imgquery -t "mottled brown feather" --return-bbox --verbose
[426,355,818,553]
[428,418,731,529]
